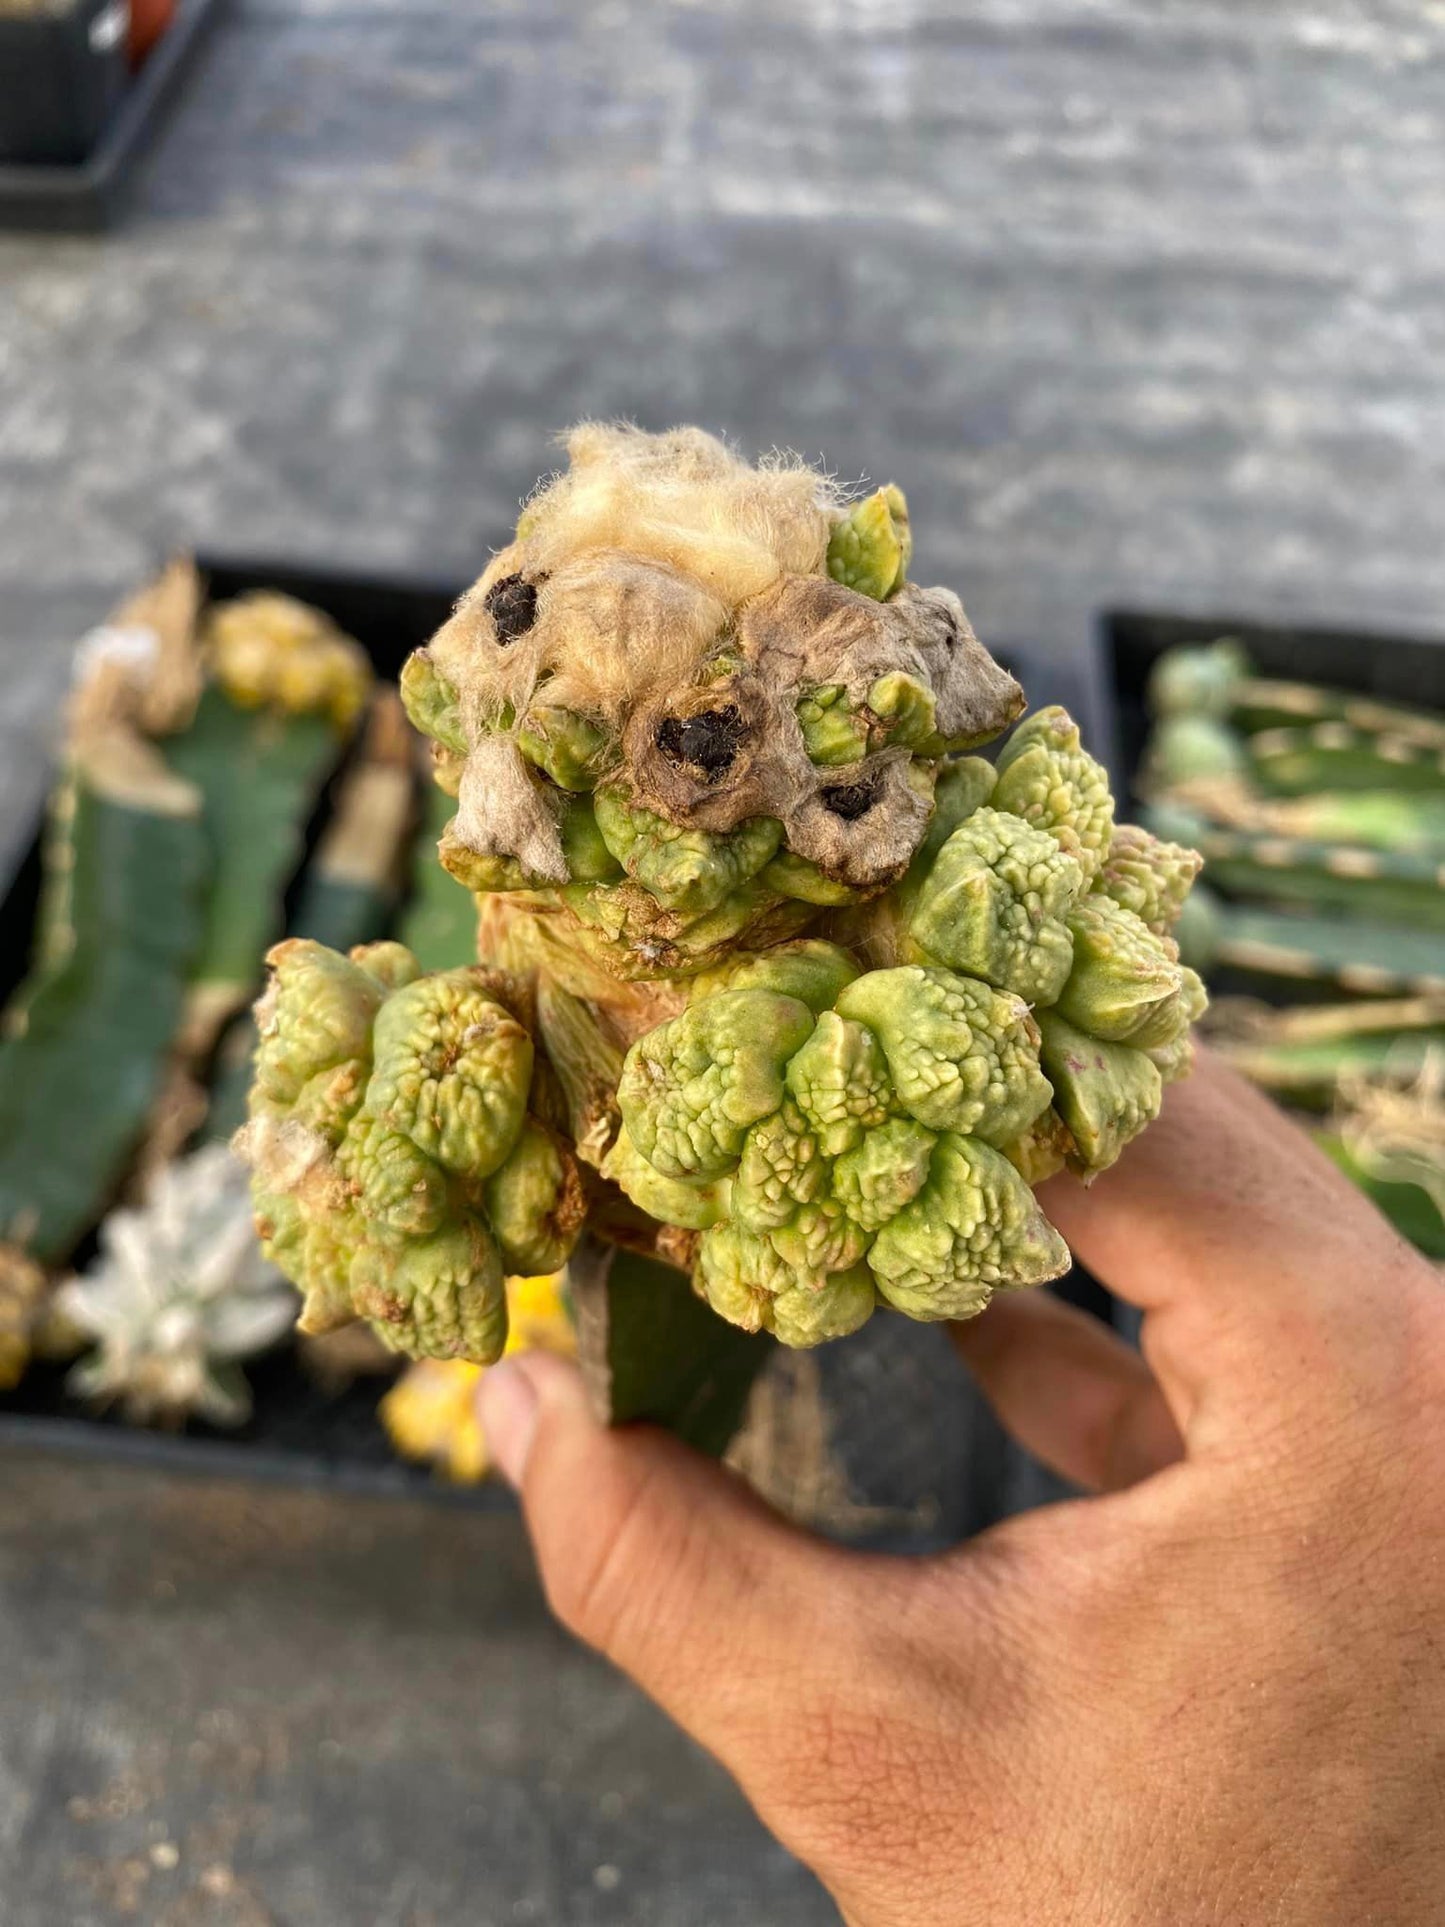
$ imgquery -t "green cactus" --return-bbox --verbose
[1250,724,1445,799]
[602,718,1199,1343]
[1147,639,1445,756]
[1206,996,1445,1109]
[1187,904,1445,997]
[239,939,584,1362]
[826,485,912,600]
[243,429,1209,1385]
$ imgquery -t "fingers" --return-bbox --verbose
[1039,1049,1438,1423]
[477,1350,880,1787]
[949,1291,1182,1493]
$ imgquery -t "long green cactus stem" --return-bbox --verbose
[0,564,211,1265]
[1149,638,1445,753]
[167,590,374,1057]
[243,427,1210,1365]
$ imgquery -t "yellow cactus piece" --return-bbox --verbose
[0,1245,48,1393]
[206,593,372,730]
[380,1271,575,1481]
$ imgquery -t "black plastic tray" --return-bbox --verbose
[0,552,1112,1512]
[0,0,229,233]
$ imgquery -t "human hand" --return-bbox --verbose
[478,1053,1445,1925]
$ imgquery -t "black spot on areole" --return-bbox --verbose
[484,573,540,644]
[821,778,878,821]
[655,705,746,779]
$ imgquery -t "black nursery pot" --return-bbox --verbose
[0,0,129,166]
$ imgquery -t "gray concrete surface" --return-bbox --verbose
[2,2,1444,1919]
[0,1449,832,1926]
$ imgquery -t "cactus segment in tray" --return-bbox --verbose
[0,737,210,1266]
[244,429,1208,1371]
[166,594,374,1054]
[54,1145,297,1428]
[1146,804,1445,931]
[202,690,420,1146]
[1149,638,1445,753]
[237,939,586,1363]
[1204,996,1445,1108]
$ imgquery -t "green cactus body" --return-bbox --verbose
[244,428,1210,1371]
[0,772,208,1264]
[1147,639,1252,719]
[1216,1031,1445,1108]
[1232,681,1445,750]
[610,741,1200,1338]
[826,486,912,600]
[991,705,1115,882]
[1167,821,1445,931]
[238,939,584,1362]
[1250,724,1445,798]
[1144,714,1249,793]
[166,689,352,1046]
[204,694,417,1145]
[1147,641,1445,756]
[1198,906,1445,996]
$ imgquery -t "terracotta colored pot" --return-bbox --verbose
[129,0,175,68]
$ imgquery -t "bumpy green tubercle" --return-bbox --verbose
[240,938,583,1363]
[603,707,1203,1344]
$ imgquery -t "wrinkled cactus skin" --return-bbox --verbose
[238,939,584,1362]
[245,429,1209,1361]
[607,715,1203,1342]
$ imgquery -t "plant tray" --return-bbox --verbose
[0,554,1111,1526]
[0,0,229,233]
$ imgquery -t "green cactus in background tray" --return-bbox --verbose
[0,564,371,1273]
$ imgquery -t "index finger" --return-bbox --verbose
[1038,1049,1438,1430]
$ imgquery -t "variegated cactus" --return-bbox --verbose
[240,428,1208,1371]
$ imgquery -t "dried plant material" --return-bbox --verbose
[404,424,1024,978]
[0,1244,48,1391]
[1337,1052,1445,1224]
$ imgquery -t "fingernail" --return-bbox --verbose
[477,1357,541,1489]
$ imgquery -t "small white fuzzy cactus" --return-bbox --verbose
[57,1144,298,1427]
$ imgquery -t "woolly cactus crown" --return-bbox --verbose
[401,424,1024,978]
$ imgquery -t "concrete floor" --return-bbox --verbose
[2,2,1444,1919]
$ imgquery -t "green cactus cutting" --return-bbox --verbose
[241,427,1208,1373]
[239,938,585,1362]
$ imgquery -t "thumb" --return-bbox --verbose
[478,1350,867,1773]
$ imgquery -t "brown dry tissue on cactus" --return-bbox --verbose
[239,424,1206,1375]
